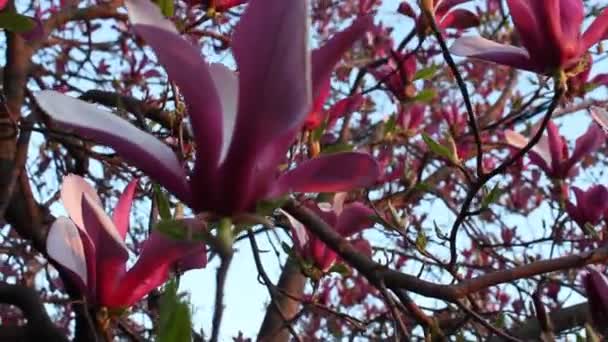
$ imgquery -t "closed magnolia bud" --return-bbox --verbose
[583,269,608,335]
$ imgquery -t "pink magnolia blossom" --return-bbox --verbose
[398,0,480,34]
[565,185,608,230]
[505,121,604,179]
[451,1,608,74]
[282,194,374,272]
[397,104,425,134]
[370,52,417,101]
[34,0,379,216]
[583,269,608,334]
[47,175,206,308]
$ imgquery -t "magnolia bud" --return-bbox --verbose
[583,269,608,335]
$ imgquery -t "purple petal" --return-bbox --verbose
[505,0,546,59]
[565,123,604,174]
[335,203,375,237]
[546,121,565,175]
[449,36,534,71]
[435,0,472,18]
[208,63,239,165]
[582,8,608,51]
[34,91,191,204]
[312,16,372,97]
[81,193,128,306]
[111,227,206,307]
[216,0,310,212]
[580,185,608,224]
[557,0,584,45]
[281,209,309,252]
[47,217,89,291]
[268,152,379,197]
[439,9,479,30]
[112,179,138,241]
[584,269,608,330]
[60,174,101,231]
[126,0,223,184]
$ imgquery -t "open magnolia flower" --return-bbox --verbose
[398,0,480,35]
[282,194,374,273]
[450,0,608,74]
[505,121,603,179]
[35,0,379,216]
[47,175,206,308]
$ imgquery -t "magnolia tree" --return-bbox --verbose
[2,0,608,340]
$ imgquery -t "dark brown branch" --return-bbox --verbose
[0,283,68,342]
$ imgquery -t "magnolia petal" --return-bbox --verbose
[217,0,310,212]
[584,268,608,332]
[208,63,239,165]
[280,209,309,252]
[269,152,379,197]
[335,203,375,237]
[439,9,479,30]
[546,121,564,175]
[112,229,206,307]
[450,36,534,71]
[566,123,604,174]
[126,0,223,179]
[311,16,372,97]
[35,91,191,203]
[60,174,101,230]
[505,0,545,56]
[112,179,138,241]
[435,0,472,17]
[580,185,608,224]
[582,8,608,51]
[47,217,89,289]
[557,0,584,44]
[504,129,551,167]
[231,0,310,137]
[81,193,128,305]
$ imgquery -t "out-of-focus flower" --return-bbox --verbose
[282,194,374,273]
[47,175,206,309]
[35,0,379,216]
[451,1,608,74]
[583,268,608,334]
[370,52,417,101]
[505,121,604,179]
[398,0,480,35]
[565,185,608,230]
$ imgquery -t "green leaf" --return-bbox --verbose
[154,0,174,17]
[157,279,192,342]
[256,195,289,215]
[321,143,354,154]
[481,184,503,209]
[328,263,351,276]
[153,184,172,220]
[154,219,205,241]
[422,133,455,162]
[415,231,427,252]
[410,89,436,103]
[384,116,397,136]
[0,13,35,33]
[413,65,439,81]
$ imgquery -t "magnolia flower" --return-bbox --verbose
[370,52,417,101]
[47,175,206,308]
[590,107,608,136]
[282,194,374,272]
[505,121,604,179]
[303,80,364,131]
[397,104,425,135]
[583,268,608,334]
[201,0,247,12]
[451,0,608,74]
[565,185,608,230]
[35,0,379,216]
[398,0,480,35]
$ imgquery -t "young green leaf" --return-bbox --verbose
[0,13,35,33]
[157,279,192,342]
[153,184,172,220]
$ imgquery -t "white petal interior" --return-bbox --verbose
[47,217,88,286]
